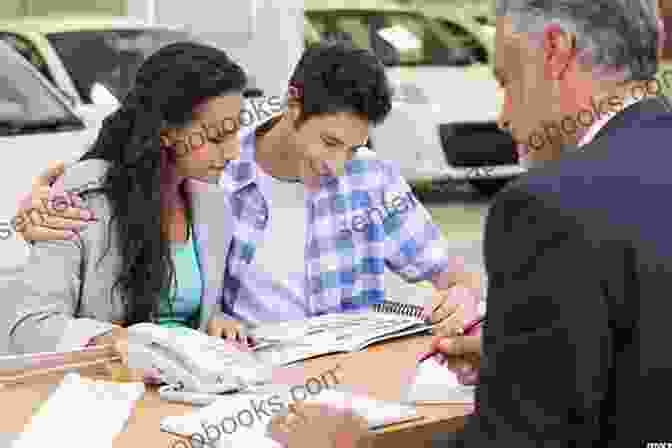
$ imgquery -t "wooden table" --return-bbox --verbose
[1,336,472,447]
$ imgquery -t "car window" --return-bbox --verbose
[329,17,371,50]
[46,29,195,104]
[305,10,478,67]
[304,18,321,47]
[0,42,81,134]
[0,33,56,83]
[432,19,489,64]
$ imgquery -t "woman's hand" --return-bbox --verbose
[207,315,252,345]
[15,160,95,242]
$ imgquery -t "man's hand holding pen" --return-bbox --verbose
[425,269,482,338]
[418,317,484,385]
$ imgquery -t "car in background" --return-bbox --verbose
[403,0,495,58]
[304,0,522,195]
[396,0,495,40]
[0,16,201,123]
[0,40,98,270]
[0,15,265,129]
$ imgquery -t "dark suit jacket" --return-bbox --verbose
[442,97,672,447]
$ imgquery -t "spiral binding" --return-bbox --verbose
[371,300,425,319]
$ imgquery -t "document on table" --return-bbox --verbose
[250,310,432,366]
[160,387,419,448]
[405,357,475,404]
[11,372,145,448]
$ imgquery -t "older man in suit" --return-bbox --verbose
[268,0,672,446]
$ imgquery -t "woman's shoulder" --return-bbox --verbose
[52,159,111,198]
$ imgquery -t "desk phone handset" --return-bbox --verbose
[126,323,272,395]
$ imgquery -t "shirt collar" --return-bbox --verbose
[577,94,644,148]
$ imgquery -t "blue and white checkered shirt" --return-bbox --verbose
[218,125,473,323]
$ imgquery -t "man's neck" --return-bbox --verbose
[572,80,642,146]
[255,114,303,179]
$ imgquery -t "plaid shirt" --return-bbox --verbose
[219,125,470,319]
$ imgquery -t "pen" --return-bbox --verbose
[416,316,484,364]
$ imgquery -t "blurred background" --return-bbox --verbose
[1,0,671,307]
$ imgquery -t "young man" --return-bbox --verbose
[14,42,481,339]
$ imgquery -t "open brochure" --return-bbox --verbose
[250,310,432,366]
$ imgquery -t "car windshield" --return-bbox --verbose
[46,29,195,103]
[0,43,80,134]
[305,10,477,66]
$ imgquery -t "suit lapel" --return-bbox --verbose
[592,97,671,143]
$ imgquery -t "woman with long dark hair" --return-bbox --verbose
[6,42,249,358]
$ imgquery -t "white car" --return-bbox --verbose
[0,16,203,123]
[0,16,268,130]
[304,0,523,195]
[0,41,98,270]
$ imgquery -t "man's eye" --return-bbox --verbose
[323,140,339,147]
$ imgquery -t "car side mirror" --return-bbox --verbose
[90,82,120,107]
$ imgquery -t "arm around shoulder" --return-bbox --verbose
[4,167,116,354]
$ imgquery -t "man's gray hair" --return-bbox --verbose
[495,0,660,80]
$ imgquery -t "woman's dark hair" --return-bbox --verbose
[289,41,392,126]
[79,42,247,325]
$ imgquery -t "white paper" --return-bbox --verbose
[305,389,418,429]
[11,373,145,448]
[161,391,288,448]
[160,388,417,447]
[405,358,475,404]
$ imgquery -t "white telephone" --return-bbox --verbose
[126,323,273,400]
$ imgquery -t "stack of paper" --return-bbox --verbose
[11,372,145,448]
[160,387,418,448]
